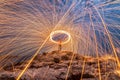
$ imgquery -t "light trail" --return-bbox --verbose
[89,11,102,80]
[65,38,75,80]
[80,58,86,80]
[94,6,120,68]
[16,1,76,80]
[50,30,71,44]
[0,0,120,79]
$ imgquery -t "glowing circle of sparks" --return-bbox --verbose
[50,30,71,44]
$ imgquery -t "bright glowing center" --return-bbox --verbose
[50,30,71,44]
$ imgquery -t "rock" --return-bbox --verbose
[53,57,60,63]
[0,51,120,80]
[0,74,15,80]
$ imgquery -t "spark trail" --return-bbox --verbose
[0,0,120,80]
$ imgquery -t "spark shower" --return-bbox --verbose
[0,0,120,80]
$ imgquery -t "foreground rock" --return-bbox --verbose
[0,51,120,80]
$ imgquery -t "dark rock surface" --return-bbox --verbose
[0,51,120,80]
